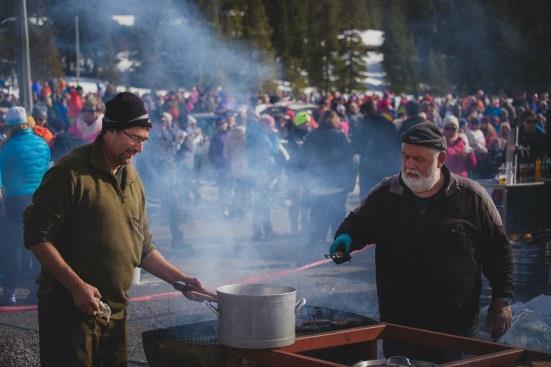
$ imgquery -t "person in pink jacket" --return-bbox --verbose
[442,115,476,177]
[68,95,104,143]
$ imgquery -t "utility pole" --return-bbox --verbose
[75,15,80,85]
[16,0,32,112]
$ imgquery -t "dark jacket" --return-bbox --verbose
[208,130,228,169]
[352,114,401,186]
[336,166,513,334]
[303,127,355,193]
[517,127,547,164]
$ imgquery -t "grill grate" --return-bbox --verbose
[142,305,377,367]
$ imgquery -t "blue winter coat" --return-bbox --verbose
[0,129,50,197]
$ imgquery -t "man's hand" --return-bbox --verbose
[173,277,216,302]
[328,233,353,264]
[70,281,102,316]
[181,277,207,293]
[487,298,512,340]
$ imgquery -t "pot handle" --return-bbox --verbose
[386,356,412,366]
[204,300,220,316]
[295,298,307,313]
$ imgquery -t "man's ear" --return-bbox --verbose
[102,129,116,142]
[437,150,446,168]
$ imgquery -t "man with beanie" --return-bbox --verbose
[328,123,513,363]
[23,92,209,367]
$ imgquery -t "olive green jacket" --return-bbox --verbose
[24,139,156,313]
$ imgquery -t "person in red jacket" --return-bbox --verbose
[32,105,54,147]
[66,86,83,126]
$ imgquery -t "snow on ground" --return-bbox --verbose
[360,29,384,47]
[512,294,551,325]
[361,30,386,92]
[497,294,551,353]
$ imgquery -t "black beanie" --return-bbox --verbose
[102,92,152,131]
[401,123,447,151]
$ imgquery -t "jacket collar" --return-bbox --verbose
[389,165,459,199]
[88,138,138,186]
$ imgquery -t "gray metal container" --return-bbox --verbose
[512,240,546,301]
[213,283,305,349]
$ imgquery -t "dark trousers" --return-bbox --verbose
[38,285,128,367]
[4,196,37,292]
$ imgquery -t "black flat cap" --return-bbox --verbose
[102,92,152,131]
[401,123,447,151]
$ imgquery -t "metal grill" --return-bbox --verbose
[142,305,377,367]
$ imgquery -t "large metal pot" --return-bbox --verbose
[207,283,306,349]
[352,356,440,367]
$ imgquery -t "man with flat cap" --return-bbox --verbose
[24,92,209,367]
[328,123,513,363]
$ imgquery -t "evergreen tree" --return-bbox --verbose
[0,0,18,77]
[220,0,246,40]
[197,0,223,33]
[335,29,368,92]
[381,0,420,93]
[28,18,64,79]
[306,0,340,92]
[335,1,370,92]
[242,0,272,52]
[96,37,120,83]
[426,48,448,94]
[4,0,551,94]
[366,0,383,29]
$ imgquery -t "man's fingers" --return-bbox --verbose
[490,314,512,340]
[491,321,506,340]
[93,288,102,299]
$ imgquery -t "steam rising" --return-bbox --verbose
[49,0,274,94]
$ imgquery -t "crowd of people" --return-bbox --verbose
[1,78,550,366]
[1,79,551,306]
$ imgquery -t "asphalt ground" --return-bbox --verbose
[0,185,378,367]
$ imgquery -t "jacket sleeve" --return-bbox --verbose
[477,191,514,300]
[139,213,157,265]
[137,178,156,264]
[335,189,381,250]
[23,165,76,248]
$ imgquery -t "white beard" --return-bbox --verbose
[401,168,441,194]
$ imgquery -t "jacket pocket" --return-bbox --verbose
[430,219,478,256]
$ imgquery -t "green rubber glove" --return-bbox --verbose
[329,233,352,264]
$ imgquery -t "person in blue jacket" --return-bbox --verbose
[0,106,50,305]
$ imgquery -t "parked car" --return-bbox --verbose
[188,112,219,137]
[256,102,317,119]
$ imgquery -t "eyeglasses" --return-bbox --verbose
[82,108,98,113]
[443,126,457,131]
[121,129,148,145]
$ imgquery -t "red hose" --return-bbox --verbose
[0,247,370,314]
